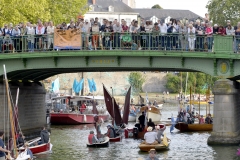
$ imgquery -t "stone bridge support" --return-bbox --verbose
[0,82,46,138]
[208,79,240,145]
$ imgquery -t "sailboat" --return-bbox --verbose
[103,85,125,142]
[2,65,52,160]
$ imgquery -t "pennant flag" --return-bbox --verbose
[75,78,84,94]
[72,78,78,92]
[92,78,97,92]
[53,78,60,93]
[88,78,93,92]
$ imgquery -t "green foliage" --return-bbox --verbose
[151,4,163,9]
[128,72,146,95]
[165,72,219,94]
[206,0,240,25]
[0,0,88,25]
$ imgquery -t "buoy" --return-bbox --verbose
[83,114,87,122]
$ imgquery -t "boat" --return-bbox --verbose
[175,122,213,132]
[50,95,109,125]
[139,134,170,152]
[138,106,162,122]
[2,65,52,160]
[109,135,122,142]
[125,124,166,139]
[87,136,109,148]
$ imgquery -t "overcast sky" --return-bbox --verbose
[135,0,209,17]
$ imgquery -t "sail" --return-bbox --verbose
[92,100,99,115]
[122,87,131,124]
[88,79,93,92]
[103,85,114,118]
[92,78,97,92]
[113,98,123,125]
[75,78,84,94]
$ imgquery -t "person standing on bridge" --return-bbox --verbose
[188,24,196,51]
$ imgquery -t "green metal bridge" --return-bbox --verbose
[0,36,239,81]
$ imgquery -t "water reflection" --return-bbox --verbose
[36,104,240,160]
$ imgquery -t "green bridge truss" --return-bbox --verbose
[0,36,240,81]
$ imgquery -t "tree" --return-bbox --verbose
[165,72,219,94]
[206,0,240,25]
[0,0,88,25]
[128,72,146,95]
[151,4,163,9]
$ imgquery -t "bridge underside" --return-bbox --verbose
[0,51,240,81]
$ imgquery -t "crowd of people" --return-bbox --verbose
[177,104,213,125]
[1,16,240,53]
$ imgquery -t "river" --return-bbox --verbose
[36,104,240,160]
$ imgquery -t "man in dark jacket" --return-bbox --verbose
[40,127,49,144]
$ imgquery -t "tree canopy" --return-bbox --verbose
[165,72,218,94]
[128,72,146,95]
[151,4,163,9]
[0,0,88,25]
[206,0,240,25]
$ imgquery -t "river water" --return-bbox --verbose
[36,104,240,160]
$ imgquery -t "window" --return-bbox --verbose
[89,5,94,11]
[109,6,114,12]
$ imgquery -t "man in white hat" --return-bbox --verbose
[143,127,158,145]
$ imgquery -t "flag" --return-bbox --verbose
[92,78,97,92]
[53,78,60,93]
[75,78,84,94]
[72,78,78,92]
[88,78,93,92]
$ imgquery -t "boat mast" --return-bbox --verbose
[3,65,18,157]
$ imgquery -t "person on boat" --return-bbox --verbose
[205,114,213,124]
[147,118,155,130]
[105,124,116,138]
[39,126,50,144]
[138,112,146,131]
[191,104,195,115]
[145,149,159,160]
[156,125,166,143]
[199,115,205,124]
[80,102,87,114]
[20,142,33,159]
[88,131,99,144]
[17,133,25,147]
[0,131,11,160]
[186,105,190,112]
[143,127,158,145]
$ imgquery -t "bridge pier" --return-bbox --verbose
[0,82,46,138]
[208,79,240,145]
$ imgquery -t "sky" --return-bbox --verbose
[135,0,209,18]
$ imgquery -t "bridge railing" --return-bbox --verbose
[0,33,239,53]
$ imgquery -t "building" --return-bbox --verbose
[84,0,138,25]
[134,8,202,23]
[122,0,136,8]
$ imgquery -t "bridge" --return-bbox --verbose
[1,35,240,145]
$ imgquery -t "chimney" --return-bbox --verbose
[92,0,96,5]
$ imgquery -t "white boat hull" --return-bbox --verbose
[147,111,161,122]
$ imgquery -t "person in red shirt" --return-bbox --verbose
[218,26,226,36]
[88,131,99,144]
[80,102,87,114]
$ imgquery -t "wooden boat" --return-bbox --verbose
[50,96,109,125]
[139,134,170,152]
[125,124,166,139]
[18,137,52,155]
[175,122,213,132]
[187,100,208,105]
[87,137,109,148]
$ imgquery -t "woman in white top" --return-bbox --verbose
[27,24,35,52]
[188,24,196,51]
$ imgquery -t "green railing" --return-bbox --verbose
[0,33,239,53]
